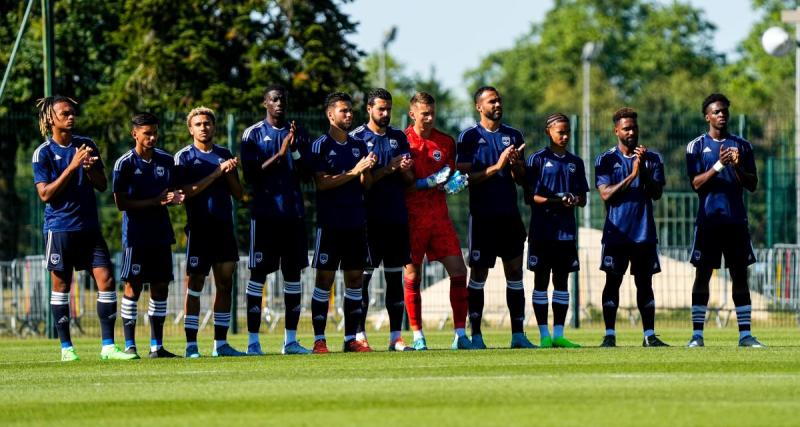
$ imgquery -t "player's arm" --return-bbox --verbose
[114,190,175,211]
[224,164,244,201]
[689,145,729,191]
[35,144,90,202]
[315,154,376,191]
[260,121,299,171]
[371,154,406,183]
[179,158,234,200]
[730,146,758,192]
[636,147,663,201]
[597,157,639,202]
[465,146,514,185]
[509,142,526,184]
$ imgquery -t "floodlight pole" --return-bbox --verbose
[379,26,397,89]
[781,9,800,244]
[581,42,601,231]
[42,0,55,96]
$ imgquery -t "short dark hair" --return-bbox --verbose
[410,91,435,106]
[702,93,730,116]
[263,84,287,100]
[473,86,498,104]
[612,107,637,124]
[544,112,570,130]
[366,88,392,106]
[325,92,352,110]
[131,112,159,127]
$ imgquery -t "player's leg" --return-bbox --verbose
[689,267,712,347]
[633,244,667,347]
[403,263,426,349]
[382,224,412,351]
[503,255,531,348]
[550,241,581,348]
[440,255,471,350]
[245,218,274,355]
[466,215,488,347]
[725,225,764,347]
[528,240,552,346]
[183,272,205,357]
[600,272,623,347]
[310,227,339,354]
[467,267,488,348]
[46,231,77,361]
[121,281,142,356]
[210,261,245,356]
[341,228,371,352]
[147,280,176,357]
[280,266,310,354]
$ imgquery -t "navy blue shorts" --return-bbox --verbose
[120,245,174,284]
[690,223,755,269]
[185,221,239,276]
[312,226,368,272]
[248,217,309,276]
[527,239,580,273]
[45,229,113,272]
[467,214,526,269]
[600,242,661,276]
[366,221,411,269]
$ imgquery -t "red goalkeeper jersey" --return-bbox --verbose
[404,126,455,215]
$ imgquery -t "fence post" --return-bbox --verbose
[570,114,580,328]
[767,156,774,247]
[227,113,239,334]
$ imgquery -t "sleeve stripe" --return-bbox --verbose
[113,151,133,172]
[31,141,49,163]
[686,135,703,154]
[174,145,192,165]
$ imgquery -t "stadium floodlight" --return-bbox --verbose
[764,11,800,244]
[581,41,602,232]
[379,26,398,89]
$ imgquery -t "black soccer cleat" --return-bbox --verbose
[149,347,181,358]
[643,335,670,347]
[600,335,616,347]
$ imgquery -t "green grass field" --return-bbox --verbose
[2,328,799,426]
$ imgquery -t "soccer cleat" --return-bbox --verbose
[185,344,201,358]
[552,336,581,348]
[540,336,553,348]
[343,339,373,353]
[124,346,142,359]
[470,335,487,350]
[510,333,537,349]
[600,335,617,348]
[388,338,415,352]
[247,342,265,356]
[212,344,247,357]
[738,335,766,348]
[643,335,670,347]
[282,341,312,355]
[100,345,140,360]
[312,339,330,354]
[451,335,473,350]
[61,347,80,362]
[687,335,705,348]
[149,347,180,358]
[412,337,428,351]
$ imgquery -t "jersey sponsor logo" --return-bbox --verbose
[528,255,538,267]
[134,168,143,175]
[432,150,442,162]
[254,251,263,263]
[471,250,480,261]
[544,161,554,168]
[501,136,511,146]
[389,139,398,149]
[603,255,614,268]
[50,253,61,265]
[131,264,141,275]
[568,163,576,173]
[189,256,199,267]
[703,146,712,153]
[156,166,165,177]
[319,253,329,264]
[692,250,701,260]
[352,148,361,157]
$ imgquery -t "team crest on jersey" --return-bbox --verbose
[131,264,141,275]
[568,163,576,173]
[389,139,398,149]
[692,250,701,260]
[603,256,614,268]
[156,166,165,177]
[352,148,361,158]
[319,253,329,264]
[432,150,442,162]
[50,253,61,265]
[189,256,199,267]
[471,250,481,261]
[254,252,263,263]
[501,136,511,146]
[529,255,538,267]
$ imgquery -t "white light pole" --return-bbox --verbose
[379,26,397,89]
[581,41,602,230]
[762,12,800,244]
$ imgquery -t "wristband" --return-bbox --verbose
[416,178,434,190]
[712,160,725,173]
[291,150,301,160]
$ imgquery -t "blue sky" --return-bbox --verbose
[342,0,763,99]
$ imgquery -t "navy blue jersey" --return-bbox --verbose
[112,148,176,248]
[525,147,589,241]
[686,133,756,225]
[595,147,665,244]
[350,124,410,224]
[173,144,235,226]
[457,123,524,217]
[240,120,308,220]
[311,134,368,229]
[32,135,104,233]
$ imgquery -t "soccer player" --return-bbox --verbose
[350,88,416,351]
[404,91,471,350]
[174,106,245,357]
[309,92,376,353]
[595,107,668,347]
[113,112,183,358]
[525,113,589,348]
[32,96,136,361]
[456,86,534,349]
[240,85,312,355]
[685,93,764,348]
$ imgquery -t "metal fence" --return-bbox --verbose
[2,242,798,339]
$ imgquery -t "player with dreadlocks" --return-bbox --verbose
[32,96,136,361]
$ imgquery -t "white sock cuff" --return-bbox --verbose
[186,289,202,298]
[284,281,301,294]
[467,280,485,290]
[50,291,69,305]
[312,287,330,302]
[344,288,362,300]
[506,280,524,290]
[97,291,117,304]
[246,280,264,297]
